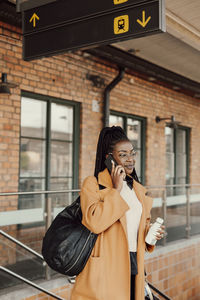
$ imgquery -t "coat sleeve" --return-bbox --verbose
[81,176,129,234]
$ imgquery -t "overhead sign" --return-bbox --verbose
[22,0,165,61]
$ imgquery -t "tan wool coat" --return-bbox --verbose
[71,169,154,300]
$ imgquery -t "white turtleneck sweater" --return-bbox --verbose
[120,180,142,252]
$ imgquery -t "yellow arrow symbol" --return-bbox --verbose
[29,13,39,28]
[137,10,151,28]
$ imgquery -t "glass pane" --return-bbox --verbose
[51,141,72,176]
[165,127,174,152]
[109,115,123,128]
[0,233,47,291]
[190,187,200,236]
[166,178,174,196]
[51,103,73,140]
[165,188,187,242]
[176,129,186,154]
[175,177,186,195]
[165,153,174,179]
[19,178,45,209]
[135,150,141,178]
[20,138,45,177]
[50,177,72,191]
[176,154,186,177]
[21,97,46,138]
[127,119,141,149]
[51,178,74,209]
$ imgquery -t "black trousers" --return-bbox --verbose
[130,275,135,300]
[130,252,137,300]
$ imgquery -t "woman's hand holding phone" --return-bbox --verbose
[111,160,126,193]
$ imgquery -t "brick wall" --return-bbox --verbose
[1,21,200,191]
[145,237,200,300]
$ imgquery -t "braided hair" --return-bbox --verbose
[94,126,139,182]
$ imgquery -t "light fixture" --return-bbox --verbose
[155,115,181,129]
[172,86,180,91]
[0,73,17,94]
[86,73,105,88]
[127,48,140,55]
[148,76,156,82]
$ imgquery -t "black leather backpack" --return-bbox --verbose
[42,184,105,276]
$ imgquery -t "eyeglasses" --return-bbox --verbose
[110,151,137,160]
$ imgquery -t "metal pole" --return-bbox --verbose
[103,67,125,127]
[46,196,52,231]
[162,189,167,246]
[0,266,65,300]
[186,186,191,239]
[45,196,52,280]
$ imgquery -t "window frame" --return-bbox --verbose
[110,110,146,185]
[165,125,190,193]
[20,91,80,194]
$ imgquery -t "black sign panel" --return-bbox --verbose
[23,0,165,60]
[23,0,152,34]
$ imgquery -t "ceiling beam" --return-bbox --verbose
[86,45,200,98]
[166,9,200,52]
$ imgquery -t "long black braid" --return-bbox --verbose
[94,126,139,183]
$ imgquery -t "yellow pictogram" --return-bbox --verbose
[114,15,129,35]
[137,10,151,28]
[113,0,128,4]
[29,13,40,28]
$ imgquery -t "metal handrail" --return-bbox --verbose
[0,189,80,196]
[0,266,65,300]
[146,183,200,189]
[147,281,171,300]
[0,230,44,261]
[0,230,68,299]
[0,183,199,196]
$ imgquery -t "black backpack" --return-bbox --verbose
[42,184,105,276]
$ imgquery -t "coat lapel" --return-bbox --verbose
[133,180,147,204]
[98,169,129,239]
[98,168,113,188]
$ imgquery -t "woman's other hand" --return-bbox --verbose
[155,225,166,240]
[111,160,126,193]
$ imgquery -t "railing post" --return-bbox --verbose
[44,195,52,280]
[46,196,52,232]
[162,189,167,246]
[186,186,191,239]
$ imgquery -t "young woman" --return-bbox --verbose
[71,126,164,300]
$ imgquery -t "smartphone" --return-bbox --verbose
[104,154,118,173]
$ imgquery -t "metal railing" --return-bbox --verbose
[147,280,171,300]
[145,183,200,245]
[0,266,65,300]
[0,189,79,299]
[0,229,65,300]
[0,183,199,299]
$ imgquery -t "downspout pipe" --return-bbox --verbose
[103,67,125,127]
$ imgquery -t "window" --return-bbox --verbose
[109,112,146,184]
[19,93,80,219]
[165,126,190,195]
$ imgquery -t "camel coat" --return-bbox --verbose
[71,169,154,300]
